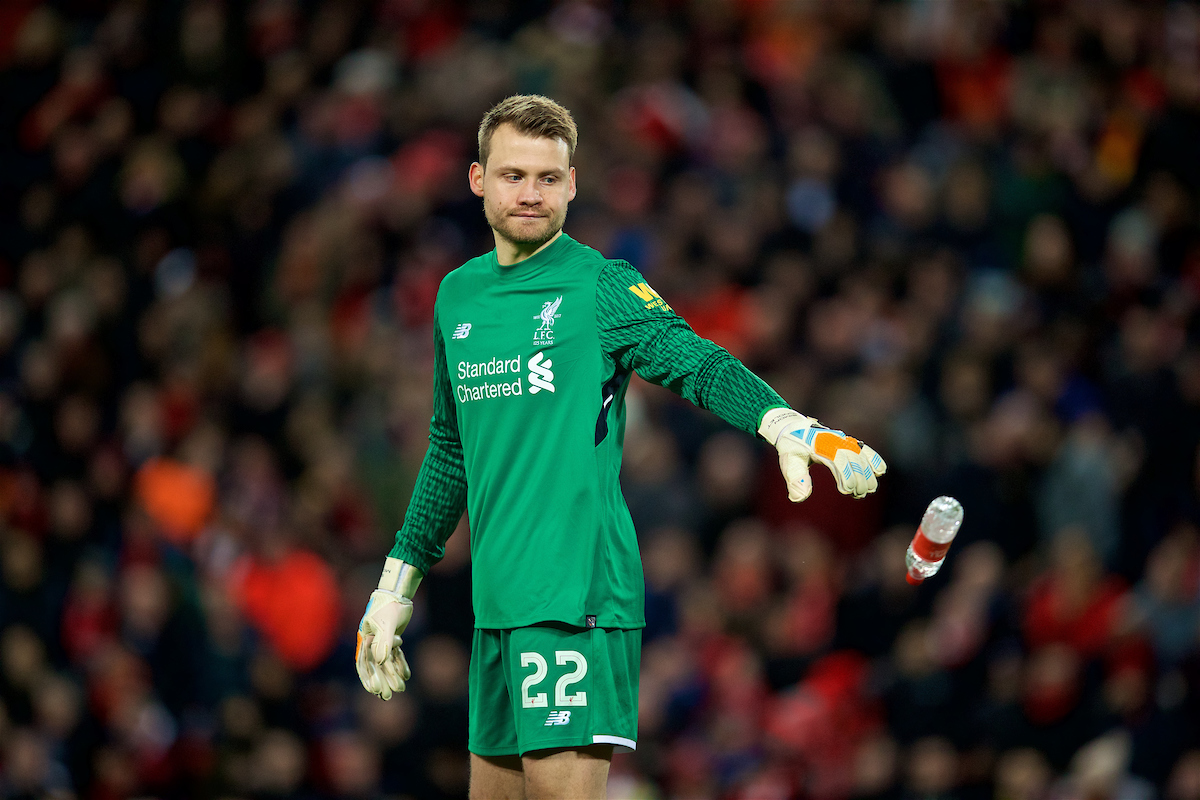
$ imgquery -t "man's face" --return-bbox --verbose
[470,123,576,249]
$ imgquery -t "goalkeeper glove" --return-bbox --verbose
[356,557,422,700]
[759,408,887,501]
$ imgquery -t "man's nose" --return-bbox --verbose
[517,181,541,204]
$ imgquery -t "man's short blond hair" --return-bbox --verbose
[477,95,578,167]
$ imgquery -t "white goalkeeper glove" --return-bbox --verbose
[356,557,422,700]
[759,408,887,501]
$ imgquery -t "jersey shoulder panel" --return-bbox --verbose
[599,257,640,277]
[435,254,493,310]
[560,236,609,273]
[597,258,674,318]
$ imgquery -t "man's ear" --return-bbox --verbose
[568,166,577,201]
[469,162,485,198]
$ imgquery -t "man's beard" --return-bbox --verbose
[485,203,567,248]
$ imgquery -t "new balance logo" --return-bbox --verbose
[452,323,472,339]
[528,351,554,394]
[545,711,571,726]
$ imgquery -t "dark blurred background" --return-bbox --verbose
[0,0,1199,798]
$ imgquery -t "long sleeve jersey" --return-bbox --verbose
[390,233,787,629]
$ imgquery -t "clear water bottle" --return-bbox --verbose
[905,496,964,585]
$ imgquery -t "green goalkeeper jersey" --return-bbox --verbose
[390,233,786,629]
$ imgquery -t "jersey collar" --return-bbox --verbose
[490,232,573,278]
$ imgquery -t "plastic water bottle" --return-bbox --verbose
[905,496,964,585]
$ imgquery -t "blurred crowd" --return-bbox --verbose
[0,0,1199,798]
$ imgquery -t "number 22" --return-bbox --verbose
[520,650,588,708]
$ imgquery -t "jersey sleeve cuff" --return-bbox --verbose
[387,539,435,576]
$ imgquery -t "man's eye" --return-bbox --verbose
[543,177,557,184]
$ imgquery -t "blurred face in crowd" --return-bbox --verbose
[470,123,576,263]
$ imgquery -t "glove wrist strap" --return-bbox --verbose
[758,407,812,445]
[378,557,423,599]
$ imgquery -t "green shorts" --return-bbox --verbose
[468,623,641,757]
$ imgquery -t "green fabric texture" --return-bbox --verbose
[595,258,788,434]
[388,314,468,573]
[389,234,788,627]
[468,624,641,756]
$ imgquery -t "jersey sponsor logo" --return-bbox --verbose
[544,710,571,726]
[458,356,521,380]
[451,351,556,403]
[456,356,523,403]
[528,351,555,394]
[457,378,522,403]
[533,296,562,344]
[628,282,671,311]
[452,322,472,339]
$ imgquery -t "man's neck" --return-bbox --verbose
[494,229,564,266]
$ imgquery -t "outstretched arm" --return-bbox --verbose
[596,260,885,499]
[596,259,787,434]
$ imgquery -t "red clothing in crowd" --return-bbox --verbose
[1023,574,1128,658]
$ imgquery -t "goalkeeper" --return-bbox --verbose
[355,95,886,800]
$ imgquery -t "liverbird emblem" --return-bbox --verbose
[533,296,563,344]
[537,296,563,330]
